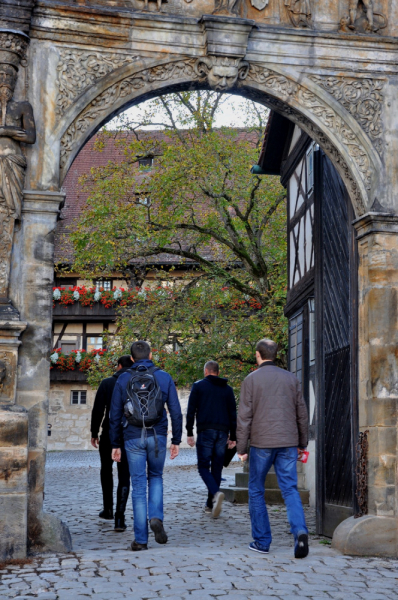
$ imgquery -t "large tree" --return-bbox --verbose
[64,92,288,389]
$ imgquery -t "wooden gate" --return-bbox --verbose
[314,150,358,537]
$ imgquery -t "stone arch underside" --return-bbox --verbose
[56,57,384,218]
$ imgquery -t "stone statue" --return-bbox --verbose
[348,0,374,32]
[0,63,35,220]
[0,31,35,302]
[213,0,242,17]
[340,0,387,34]
[284,0,312,28]
[194,56,249,92]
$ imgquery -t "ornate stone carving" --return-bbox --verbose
[213,0,242,16]
[246,65,371,210]
[284,0,312,28]
[310,76,385,156]
[61,59,372,215]
[56,50,139,115]
[0,32,29,64]
[340,0,387,34]
[194,56,249,91]
[0,32,36,301]
[60,59,200,172]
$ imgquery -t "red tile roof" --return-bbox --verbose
[55,128,262,266]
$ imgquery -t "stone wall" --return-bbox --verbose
[48,383,192,451]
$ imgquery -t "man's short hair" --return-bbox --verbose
[256,339,278,361]
[204,360,219,375]
[117,355,132,369]
[130,341,151,361]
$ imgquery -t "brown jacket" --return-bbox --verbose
[236,362,308,454]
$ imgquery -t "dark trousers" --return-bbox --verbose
[99,433,130,515]
[196,429,228,507]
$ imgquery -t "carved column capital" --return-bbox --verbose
[353,212,398,240]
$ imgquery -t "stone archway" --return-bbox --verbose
[55,55,382,218]
[1,1,398,560]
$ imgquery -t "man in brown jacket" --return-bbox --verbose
[237,338,309,558]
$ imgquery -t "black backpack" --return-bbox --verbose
[123,365,164,428]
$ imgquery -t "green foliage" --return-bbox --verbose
[66,92,288,391]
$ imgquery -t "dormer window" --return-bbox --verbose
[138,157,153,168]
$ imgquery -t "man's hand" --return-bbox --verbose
[187,436,195,448]
[91,437,99,449]
[170,444,179,460]
[238,453,248,462]
[112,448,122,462]
[228,440,236,450]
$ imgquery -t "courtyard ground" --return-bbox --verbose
[0,450,397,600]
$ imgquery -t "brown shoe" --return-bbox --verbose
[130,540,148,551]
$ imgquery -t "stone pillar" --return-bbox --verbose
[9,190,71,552]
[332,212,398,557]
[0,320,28,561]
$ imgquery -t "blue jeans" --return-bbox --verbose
[125,434,167,544]
[249,446,308,549]
[196,429,228,506]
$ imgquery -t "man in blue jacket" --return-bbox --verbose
[110,340,182,551]
[186,360,237,518]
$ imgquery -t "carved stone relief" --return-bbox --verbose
[310,76,385,157]
[242,84,366,214]
[194,56,249,91]
[340,1,387,35]
[284,0,312,28]
[0,31,36,301]
[213,0,243,16]
[60,59,201,171]
[60,59,374,215]
[56,50,139,116]
[245,65,372,211]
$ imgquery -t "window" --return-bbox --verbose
[87,336,102,352]
[60,339,79,353]
[95,280,111,291]
[308,298,315,365]
[289,311,303,383]
[71,390,87,405]
[138,157,153,168]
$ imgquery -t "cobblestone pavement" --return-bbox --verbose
[1,450,397,599]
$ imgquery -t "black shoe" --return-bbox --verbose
[99,508,113,520]
[295,533,309,559]
[130,540,148,551]
[149,518,168,544]
[114,513,126,532]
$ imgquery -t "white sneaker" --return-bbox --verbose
[212,491,225,518]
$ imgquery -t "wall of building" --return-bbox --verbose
[48,383,191,451]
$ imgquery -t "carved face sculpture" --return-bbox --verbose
[0,64,17,97]
[208,65,240,91]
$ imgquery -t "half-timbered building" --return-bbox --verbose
[256,112,358,537]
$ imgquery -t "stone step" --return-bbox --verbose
[220,485,310,505]
[235,471,306,490]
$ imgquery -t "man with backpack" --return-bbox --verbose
[90,355,132,532]
[186,360,237,518]
[110,340,182,551]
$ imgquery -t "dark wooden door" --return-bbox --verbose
[314,150,358,537]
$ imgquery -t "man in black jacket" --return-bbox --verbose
[91,355,132,531]
[186,360,237,518]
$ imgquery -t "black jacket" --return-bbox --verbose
[186,375,237,441]
[91,368,131,439]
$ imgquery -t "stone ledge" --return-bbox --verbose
[221,485,310,505]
